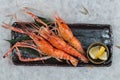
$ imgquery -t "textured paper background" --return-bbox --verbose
[0,0,119,80]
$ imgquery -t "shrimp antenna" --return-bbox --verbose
[29,23,39,30]
[25,10,49,29]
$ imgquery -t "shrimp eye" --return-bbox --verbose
[60,22,64,24]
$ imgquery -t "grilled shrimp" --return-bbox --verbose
[55,15,85,54]
[2,23,78,66]
[25,11,88,63]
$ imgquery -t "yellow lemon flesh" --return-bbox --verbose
[89,46,108,60]
[96,46,105,58]
[89,46,100,59]
[99,51,108,60]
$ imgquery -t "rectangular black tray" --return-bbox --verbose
[11,22,113,67]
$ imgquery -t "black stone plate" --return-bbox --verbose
[11,22,113,67]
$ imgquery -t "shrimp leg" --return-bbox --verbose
[3,41,51,61]
[3,41,42,58]
[15,47,51,62]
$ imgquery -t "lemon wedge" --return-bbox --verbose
[98,51,108,60]
[89,46,108,60]
[96,46,105,58]
[89,46,100,59]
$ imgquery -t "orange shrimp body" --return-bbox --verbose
[2,23,78,66]
[55,15,85,54]
[29,33,78,66]
[25,11,88,63]
[39,27,88,63]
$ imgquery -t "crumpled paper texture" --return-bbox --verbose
[0,0,119,80]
